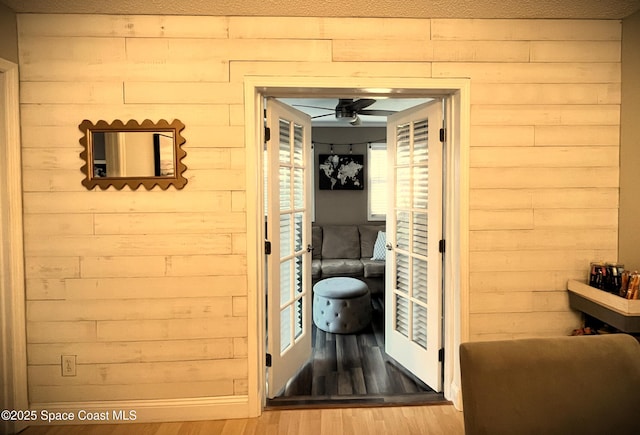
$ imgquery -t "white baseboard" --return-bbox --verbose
[28,395,250,426]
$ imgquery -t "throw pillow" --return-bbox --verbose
[371,231,386,260]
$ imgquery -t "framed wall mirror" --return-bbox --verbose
[79,119,187,190]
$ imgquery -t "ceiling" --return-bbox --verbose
[278,98,431,127]
[1,0,639,19]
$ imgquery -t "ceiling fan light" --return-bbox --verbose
[335,107,355,119]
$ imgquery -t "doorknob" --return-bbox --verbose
[307,244,314,252]
[386,243,393,251]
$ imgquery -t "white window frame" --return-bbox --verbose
[367,142,387,221]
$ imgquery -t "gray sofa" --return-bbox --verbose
[312,224,386,294]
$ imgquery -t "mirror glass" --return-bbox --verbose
[91,131,175,178]
[79,119,187,190]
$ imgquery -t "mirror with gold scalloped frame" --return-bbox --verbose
[79,119,187,190]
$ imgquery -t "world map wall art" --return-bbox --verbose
[318,154,364,190]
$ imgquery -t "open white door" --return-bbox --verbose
[265,98,313,398]
[385,100,444,392]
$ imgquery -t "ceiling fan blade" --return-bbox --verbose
[350,98,376,111]
[358,109,397,116]
[293,104,334,111]
[311,113,335,119]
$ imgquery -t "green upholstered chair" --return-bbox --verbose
[460,334,640,435]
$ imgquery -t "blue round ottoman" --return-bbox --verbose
[313,277,372,334]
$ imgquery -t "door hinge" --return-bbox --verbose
[265,240,271,255]
[266,353,272,367]
[439,128,446,142]
[265,126,271,142]
[438,239,446,253]
[438,348,445,362]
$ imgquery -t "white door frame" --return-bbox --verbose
[0,57,28,434]
[243,76,470,414]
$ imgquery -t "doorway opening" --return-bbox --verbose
[264,96,443,407]
[243,76,470,414]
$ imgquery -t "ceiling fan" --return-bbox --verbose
[294,98,396,125]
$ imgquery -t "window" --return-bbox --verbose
[368,143,387,221]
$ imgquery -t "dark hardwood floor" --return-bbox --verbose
[267,294,445,408]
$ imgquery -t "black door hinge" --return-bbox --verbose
[438,348,445,362]
[265,127,271,142]
[439,128,446,142]
[265,240,271,255]
[438,239,446,253]
[266,353,272,367]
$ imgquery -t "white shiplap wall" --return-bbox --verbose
[18,14,620,405]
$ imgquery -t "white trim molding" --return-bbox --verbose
[0,57,28,435]
[444,86,471,410]
[244,75,470,414]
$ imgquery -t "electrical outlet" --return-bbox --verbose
[61,355,76,377]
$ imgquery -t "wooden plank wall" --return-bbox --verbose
[17,15,621,403]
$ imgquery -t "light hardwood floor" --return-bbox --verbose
[19,404,465,435]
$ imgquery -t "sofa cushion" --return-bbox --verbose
[361,258,385,278]
[311,259,322,279]
[322,225,360,259]
[359,224,385,259]
[312,226,323,260]
[321,259,364,277]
